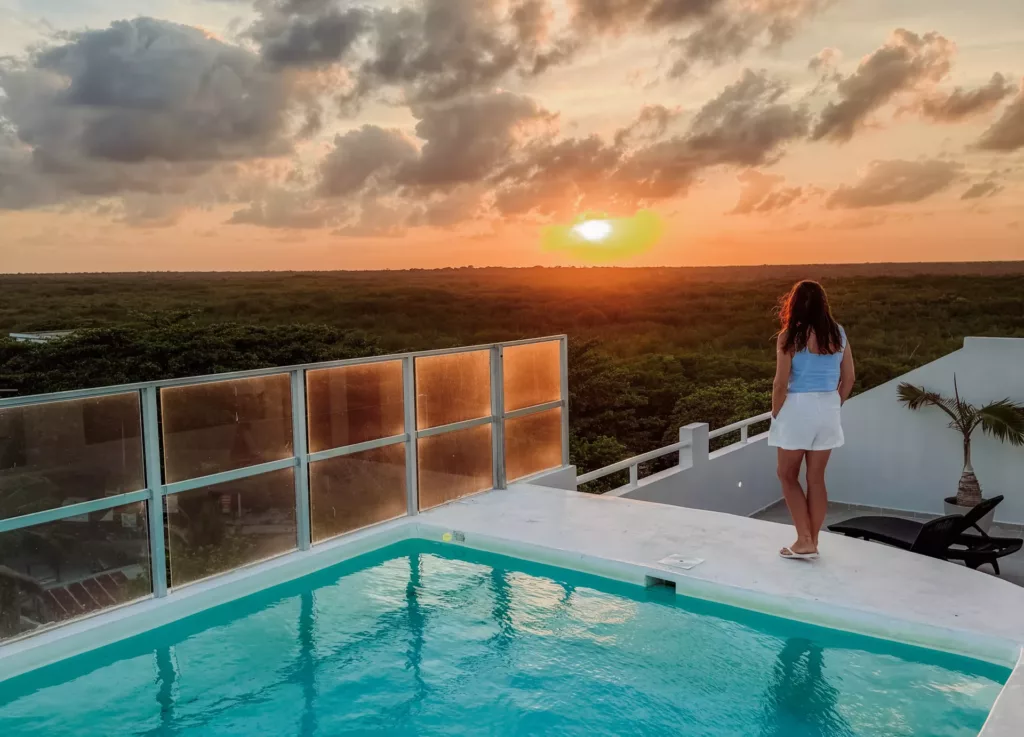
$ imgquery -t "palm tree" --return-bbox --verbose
[898,377,1024,506]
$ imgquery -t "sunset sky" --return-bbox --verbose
[1,0,1022,271]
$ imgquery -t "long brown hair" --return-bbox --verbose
[778,280,843,355]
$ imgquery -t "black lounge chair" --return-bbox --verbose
[828,496,1023,575]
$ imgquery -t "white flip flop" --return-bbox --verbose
[779,547,819,560]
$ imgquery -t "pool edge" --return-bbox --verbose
[2,515,1020,687]
[980,649,1024,737]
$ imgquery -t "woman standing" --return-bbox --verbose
[768,281,855,559]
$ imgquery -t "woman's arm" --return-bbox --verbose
[838,340,855,403]
[772,333,792,418]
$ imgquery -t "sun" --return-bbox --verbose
[542,210,664,263]
[572,219,613,242]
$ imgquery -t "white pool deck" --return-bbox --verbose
[2,484,1023,734]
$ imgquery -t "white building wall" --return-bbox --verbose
[609,337,1024,525]
[827,337,1024,524]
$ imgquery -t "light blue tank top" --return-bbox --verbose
[788,325,846,393]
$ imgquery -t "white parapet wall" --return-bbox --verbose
[827,337,1024,524]
[610,336,1024,524]
[620,424,781,517]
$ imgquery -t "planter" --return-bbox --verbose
[944,496,995,534]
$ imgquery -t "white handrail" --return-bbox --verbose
[576,411,772,492]
[576,440,690,485]
[708,411,773,440]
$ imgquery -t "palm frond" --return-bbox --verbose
[897,382,960,423]
[977,400,1024,447]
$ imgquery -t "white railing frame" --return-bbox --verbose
[576,411,772,493]
[0,336,569,622]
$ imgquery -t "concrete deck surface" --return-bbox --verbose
[421,485,1024,665]
[753,500,1024,587]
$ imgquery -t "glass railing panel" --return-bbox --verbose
[0,393,144,520]
[0,499,151,643]
[417,424,493,510]
[306,361,405,453]
[309,443,406,543]
[414,351,491,430]
[161,375,293,484]
[164,469,296,587]
[505,408,563,482]
[503,341,561,413]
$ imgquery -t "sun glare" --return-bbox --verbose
[542,210,664,263]
[572,219,613,242]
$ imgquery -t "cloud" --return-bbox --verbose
[976,80,1024,152]
[620,69,809,198]
[731,169,806,213]
[917,73,1012,123]
[404,92,553,188]
[826,159,963,209]
[960,179,1003,200]
[667,0,832,78]
[0,17,306,210]
[249,0,828,106]
[613,104,682,146]
[229,188,345,228]
[248,1,370,68]
[812,29,955,142]
[251,0,567,105]
[318,125,419,197]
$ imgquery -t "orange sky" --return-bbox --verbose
[0,0,1022,271]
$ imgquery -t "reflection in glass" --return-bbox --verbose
[0,500,151,642]
[161,375,293,484]
[417,425,493,510]
[0,393,144,520]
[165,469,296,588]
[505,408,563,482]
[415,351,490,430]
[759,638,853,737]
[503,341,561,412]
[306,361,405,453]
[310,444,407,542]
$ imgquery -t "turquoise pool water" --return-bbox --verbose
[0,541,1009,736]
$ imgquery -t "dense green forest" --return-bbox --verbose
[2,265,1023,477]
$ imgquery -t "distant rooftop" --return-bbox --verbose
[8,330,76,343]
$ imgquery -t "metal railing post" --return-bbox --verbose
[740,424,749,443]
[559,336,570,466]
[291,370,311,551]
[490,345,506,490]
[403,356,420,515]
[142,386,168,598]
[629,464,639,488]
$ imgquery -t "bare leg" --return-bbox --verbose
[777,449,815,555]
[805,449,832,548]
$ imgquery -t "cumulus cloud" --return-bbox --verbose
[247,0,829,106]
[404,92,553,187]
[0,17,308,210]
[976,80,1024,152]
[318,125,419,197]
[812,29,955,142]
[249,0,370,68]
[917,73,1012,123]
[620,69,809,199]
[731,169,806,213]
[960,179,1003,200]
[229,188,346,228]
[826,159,963,208]
[613,104,682,146]
[667,0,832,78]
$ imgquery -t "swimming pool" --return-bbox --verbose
[0,540,1009,736]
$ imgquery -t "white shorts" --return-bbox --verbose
[768,391,844,451]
